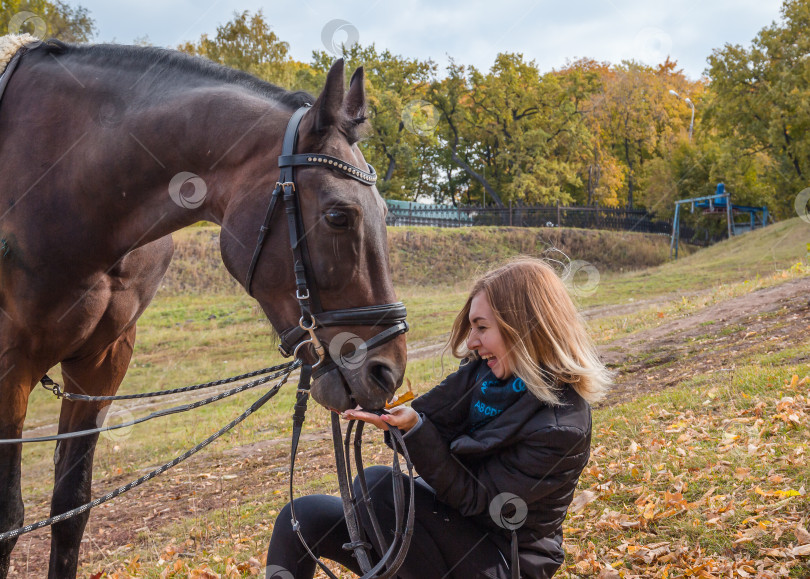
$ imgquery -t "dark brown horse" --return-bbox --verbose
[0,41,406,577]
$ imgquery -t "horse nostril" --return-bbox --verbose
[369,362,396,394]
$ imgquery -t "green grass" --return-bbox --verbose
[579,217,809,308]
[586,259,809,346]
[13,217,810,577]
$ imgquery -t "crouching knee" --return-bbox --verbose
[353,464,393,496]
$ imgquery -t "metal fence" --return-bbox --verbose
[384,202,717,246]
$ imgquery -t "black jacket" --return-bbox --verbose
[402,359,591,579]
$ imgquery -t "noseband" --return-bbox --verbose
[244,105,409,374]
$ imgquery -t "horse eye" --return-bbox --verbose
[324,210,350,229]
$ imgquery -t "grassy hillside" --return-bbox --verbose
[159,225,694,296]
[161,218,807,302]
[585,216,810,307]
[386,226,691,286]
[154,220,808,359]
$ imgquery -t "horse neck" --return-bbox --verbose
[27,54,293,262]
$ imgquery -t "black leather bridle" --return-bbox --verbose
[244,104,409,372]
[248,105,415,577]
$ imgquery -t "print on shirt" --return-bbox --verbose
[468,373,527,432]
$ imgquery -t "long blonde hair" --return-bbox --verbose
[449,257,611,405]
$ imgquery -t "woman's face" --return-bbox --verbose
[467,292,512,379]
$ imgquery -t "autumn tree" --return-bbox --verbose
[553,59,622,206]
[590,62,661,208]
[428,54,601,207]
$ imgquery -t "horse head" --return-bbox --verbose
[220,60,406,412]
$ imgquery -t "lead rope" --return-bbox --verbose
[6,364,299,444]
[0,365,297,542]
[38,360,298,401]
[346,421,387,555]
[331,414,374,572]
[288,363,342,577]
[288,367,415,579]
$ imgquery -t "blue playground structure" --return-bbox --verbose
[670,184,770,259]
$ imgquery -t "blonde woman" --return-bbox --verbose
[267,257,611,579]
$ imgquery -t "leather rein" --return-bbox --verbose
[248,105,414,577]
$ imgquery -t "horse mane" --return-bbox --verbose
[40,39,314,110]
[40,40,369,143]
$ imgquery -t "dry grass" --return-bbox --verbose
[159,225,688,296]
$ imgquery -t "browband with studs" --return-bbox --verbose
[278,153,377,185]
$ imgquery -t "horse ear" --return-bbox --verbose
[312,59,346,133]
[343,67,366,120]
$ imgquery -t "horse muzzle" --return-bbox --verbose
[310,345,405,412]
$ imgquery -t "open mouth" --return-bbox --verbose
[310,365,358,412]
[480,353,497,368]
[328,391,357,415]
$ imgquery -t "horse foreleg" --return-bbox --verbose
[0,362,34,579]
[48,325,136,579]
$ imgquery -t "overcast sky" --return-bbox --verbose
[70,0,784,80]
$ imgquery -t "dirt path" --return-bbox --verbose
[7,276,810,577]
[598,276,810,406]
[599,276,809,365]
[581,290,711,321]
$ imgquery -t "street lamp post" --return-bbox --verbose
[669,89,695,141]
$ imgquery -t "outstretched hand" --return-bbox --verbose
[342,405,419,433]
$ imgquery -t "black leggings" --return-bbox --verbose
[266,465,510,579]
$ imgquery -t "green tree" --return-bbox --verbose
[428,54,598,207]
[178,10,296,88]
[311,44,438,200]
[2,0,95,42]
[428,60,497,205]
[642,138,714,218]
[705,0,810,217]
